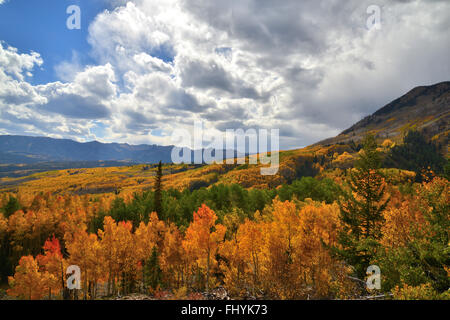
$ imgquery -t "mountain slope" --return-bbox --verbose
[317,81,450,149]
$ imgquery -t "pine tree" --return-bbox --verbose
[385,130,446,182]
[2,196,21,218]
[334,134,390,279]
[154,161,163,218]
[144,247,162,291]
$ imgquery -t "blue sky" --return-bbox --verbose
[0,0,448,148]
[0,0,110,84]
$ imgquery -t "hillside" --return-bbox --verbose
[1,83,448,302]
[317,81,449,150]
[0,82,448,195]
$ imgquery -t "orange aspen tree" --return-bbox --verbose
[262,199,301,299]
[236,219,264,296]
[134,213,166,292]
[160,224,186,289]
[221,218,265,297]
[135,212,166,262]
[8,255,52,300]
[115,220,137,294]
[183,204,226,292]
[381,192,427,248]
[36,236,67,299]
[99,217,137,295]
[295,202,346,298]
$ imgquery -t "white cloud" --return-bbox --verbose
[0,42,44,107]
[88,2,174,74]
[0,0,449,148]
[0,42,42,81]
[0,43,117,138]
[34,64,117,119]
[54,51,84,82]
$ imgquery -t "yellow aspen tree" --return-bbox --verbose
[98,216,118,295]
[183,204,226,292]
[8,255,51,300]
[262,200,300,299]
[7,210,34,260]
[65,230,100,299]
[99,217,137,295]
[114,220,137,294]
[160,224,187,289]
[135,212,166,263]
[237,219,264,296]
[295,202,345,298]
[221,218,265,297]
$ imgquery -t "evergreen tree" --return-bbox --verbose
[144,247,162,291]
[377,178,449,293]
[2,196,21,218]
[384,130,446,182]
[333,134,390,279]
[154,161,163,218]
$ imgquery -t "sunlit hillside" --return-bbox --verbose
[0,83,448,302]
[2,82,448,197]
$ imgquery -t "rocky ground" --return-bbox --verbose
[112,287,232,300]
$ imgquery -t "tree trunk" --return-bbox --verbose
[206,250,210,293]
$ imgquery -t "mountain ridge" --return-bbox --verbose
[0,135,176,164]
[317,81,449,149]
[1,81,448,166]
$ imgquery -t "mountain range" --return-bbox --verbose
[0,81,448,167]
[0,136,175,164]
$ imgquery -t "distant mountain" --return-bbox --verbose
[1,82,448,166]
[317,81,449,149]
[0,136,176,164]
[0,135,243,166]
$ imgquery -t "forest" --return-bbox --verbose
[0,131,448,300]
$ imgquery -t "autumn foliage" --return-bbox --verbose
[1,134,448,300]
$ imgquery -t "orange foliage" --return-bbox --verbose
[183,204,226,291]
[135,212,166,263]
[221,199,351,299]
[8,255,53,300]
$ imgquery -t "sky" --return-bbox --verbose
[0,0,449,150]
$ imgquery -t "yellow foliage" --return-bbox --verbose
[8,255,53,300]
[221,199,351,299]
[382,139,394,148]
[392,283,447,300]
[183,204,226,291]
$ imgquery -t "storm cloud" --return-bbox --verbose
[0,0,448,148]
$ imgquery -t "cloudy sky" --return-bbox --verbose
[0,0,449,150]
